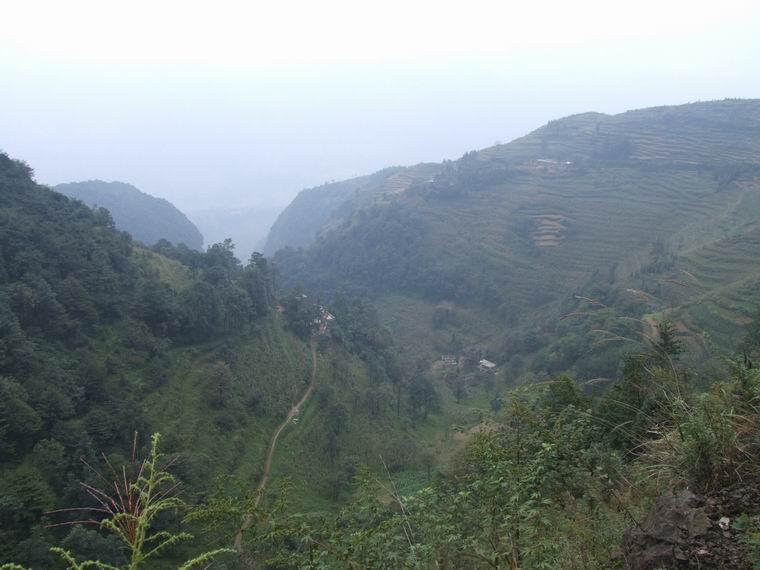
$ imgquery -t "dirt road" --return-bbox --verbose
[234,338,318,550]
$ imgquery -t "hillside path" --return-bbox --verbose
[234,337,318,551]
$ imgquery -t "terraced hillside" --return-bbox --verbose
[271,99,760,374]
[645,216,760,350]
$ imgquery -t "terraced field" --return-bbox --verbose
[383,167,439,195]
[653,223,760,348]
[271,99,760,367]
[530,215,570,247]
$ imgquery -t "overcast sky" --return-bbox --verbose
[1,0,759,212]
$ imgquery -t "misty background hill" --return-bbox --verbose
[55,180,204,250]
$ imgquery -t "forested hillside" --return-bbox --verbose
[0,154,424,568]
[55,180,204,250]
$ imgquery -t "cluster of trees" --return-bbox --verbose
[274,204,428,296]
[329,296,442,424]
[150,239,275,342]
[0,154,276,565]
[420,152,513,199]
[273,200,514,309]
[280,290,322,339]
[592,133,634,160]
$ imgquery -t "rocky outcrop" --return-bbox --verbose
[622,487,758,569]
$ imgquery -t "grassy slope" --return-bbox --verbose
[133,246,194,290]
[129,245,494,515]
[144,319,307,486]
[141,314,469,513]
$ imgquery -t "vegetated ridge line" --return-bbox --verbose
[234,337,318,551]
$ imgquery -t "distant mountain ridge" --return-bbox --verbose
[55,180,204,250]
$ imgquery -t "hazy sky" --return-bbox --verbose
[1,0,759,212]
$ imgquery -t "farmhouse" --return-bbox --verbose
[441,354,458,366]
[313,305,336,335]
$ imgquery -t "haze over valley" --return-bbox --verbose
[2,2,760,569]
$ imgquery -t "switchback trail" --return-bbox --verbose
[234,337,318,551]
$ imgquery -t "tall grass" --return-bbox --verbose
[642,359,760,492]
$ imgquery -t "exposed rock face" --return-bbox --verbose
[622,488,757,569]
[622,491,709,569]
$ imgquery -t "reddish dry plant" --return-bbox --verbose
[44,432,233,569]
[46,431,179,547]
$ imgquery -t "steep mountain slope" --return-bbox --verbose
[263,165,440,254]
[0,154,422,567]
[55,180,204,250]
[271,99,760,374]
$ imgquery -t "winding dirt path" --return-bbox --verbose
[234,338,318,550]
